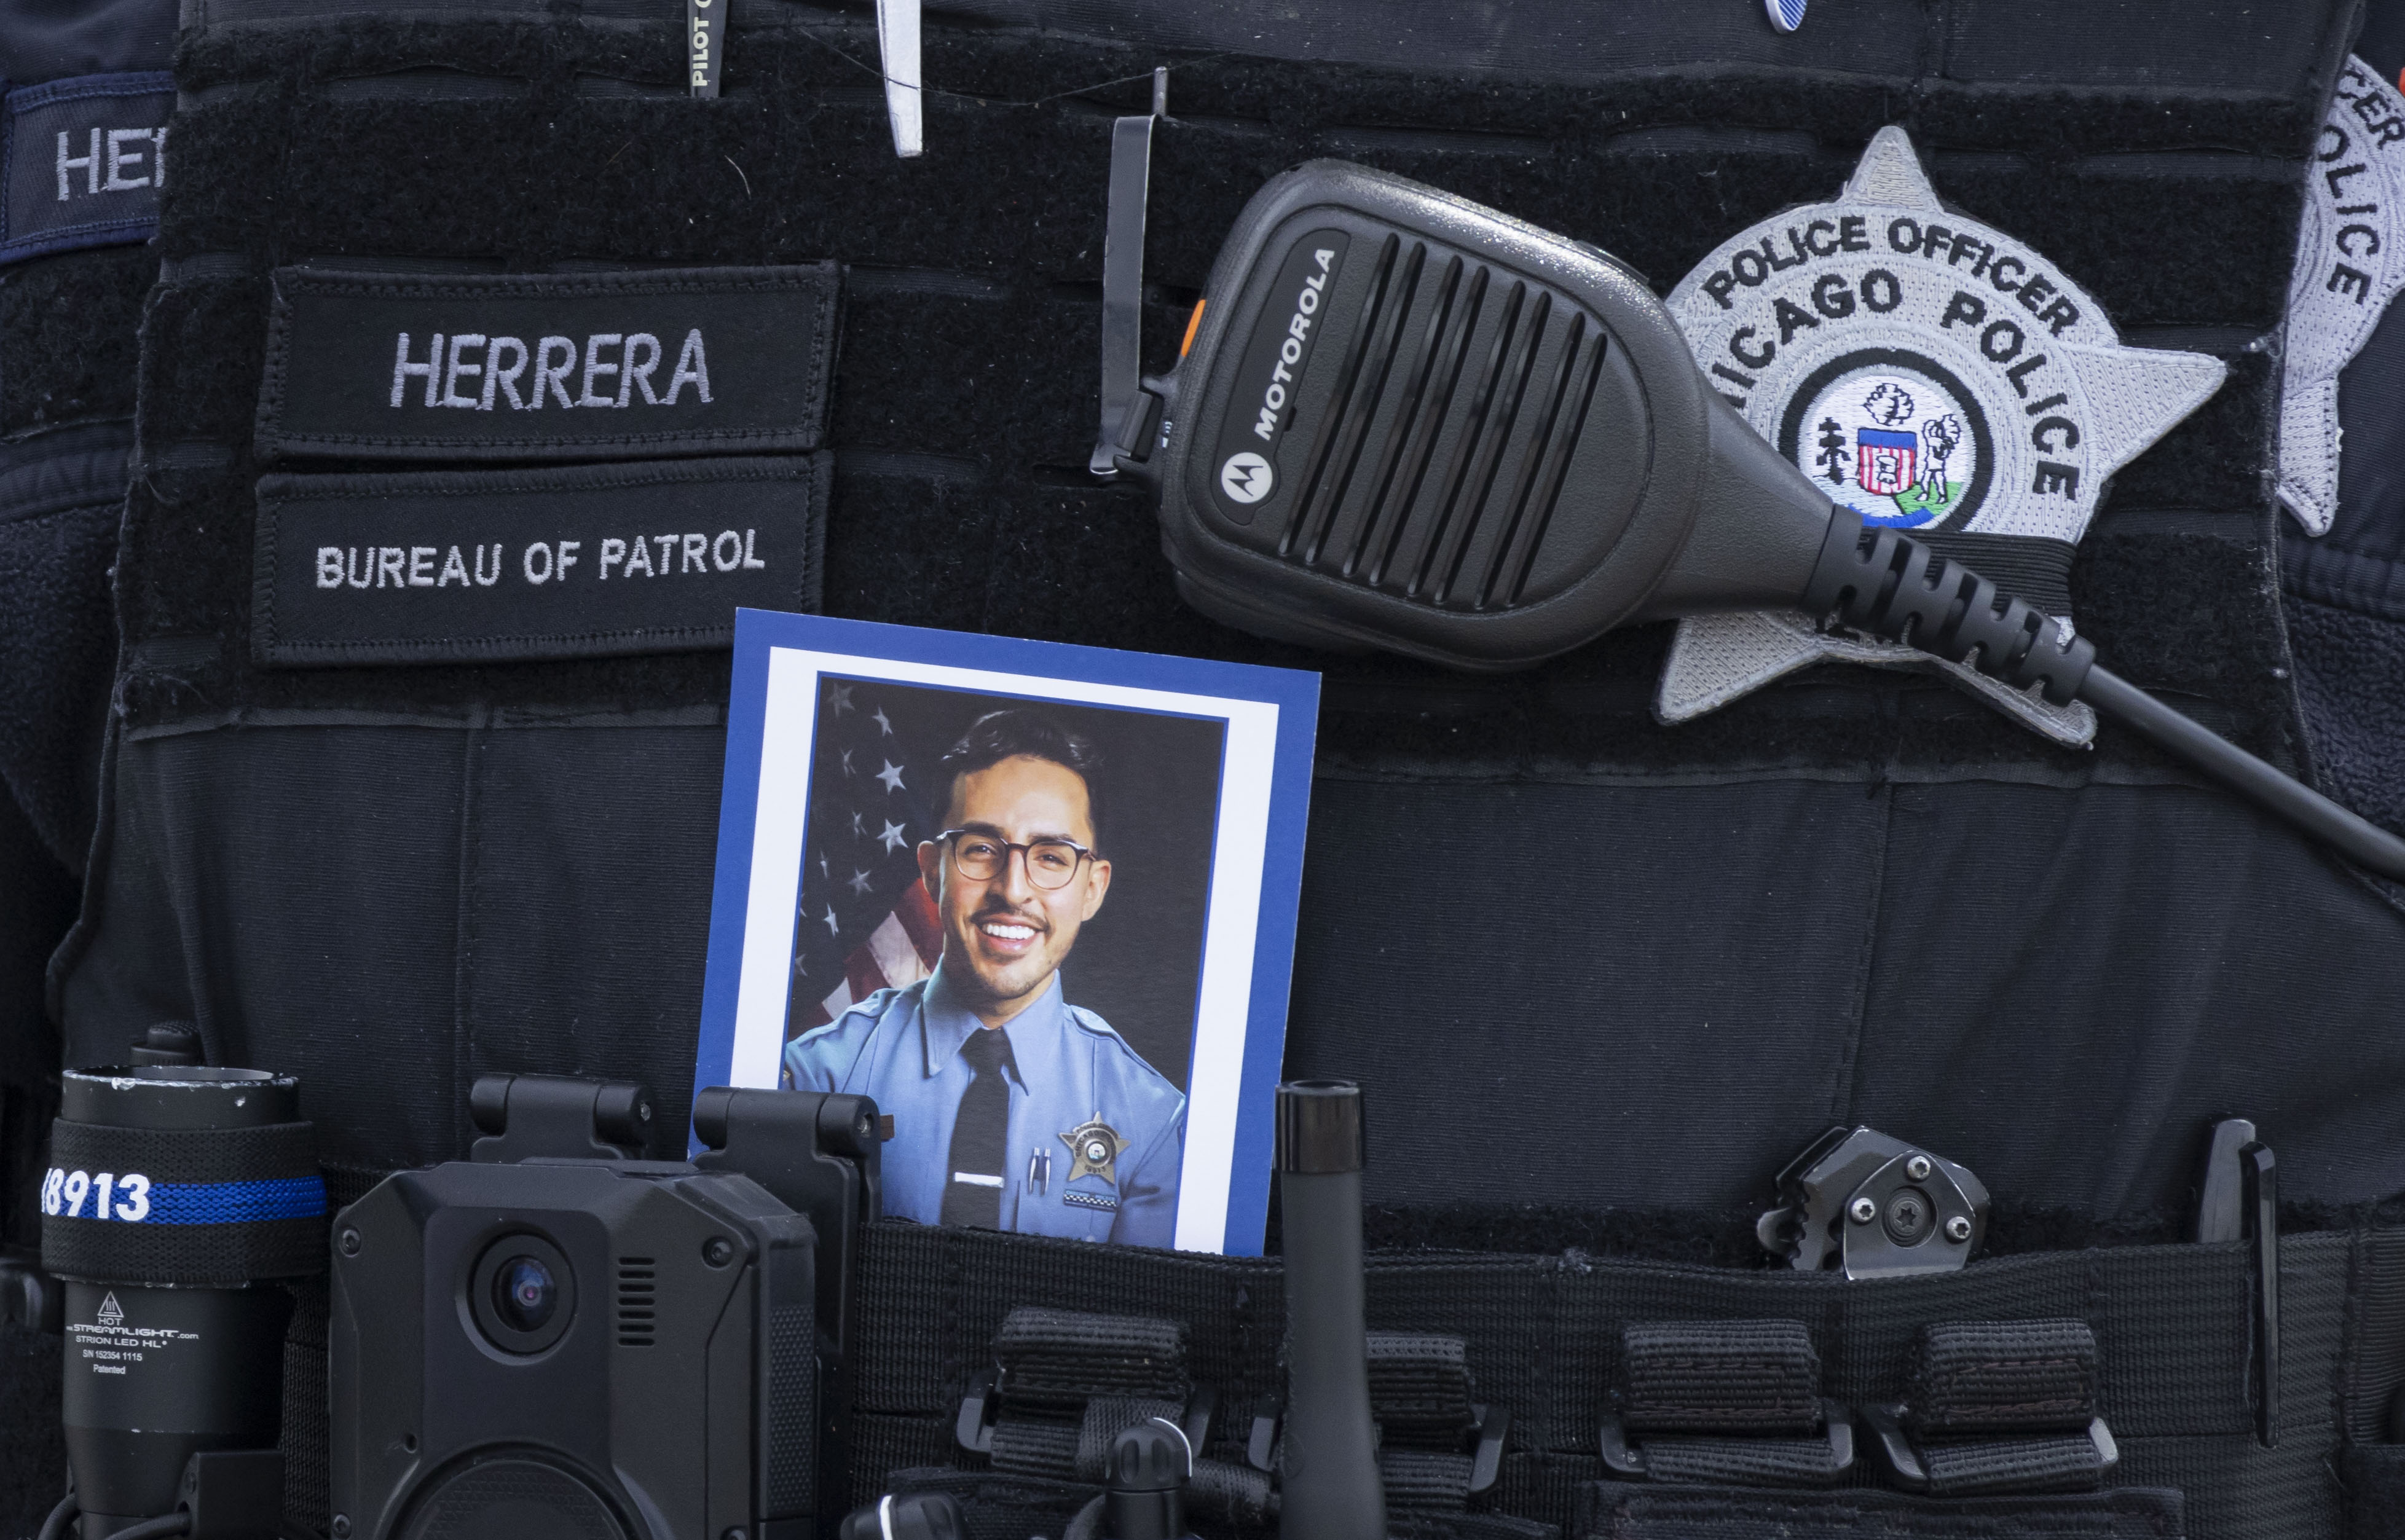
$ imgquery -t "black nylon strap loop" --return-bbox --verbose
[1908,1319,2098,1435]
[50,1118,318,1184]
[1380,1447,1474,1514]
[44,1214,326,1286]
[1620,1320,1822,1434]
[1916,1431,2106,1496]
[1639,1433,1852,1488]
[1368,1330,1478,1440]
[994,1306,1189,1408]
[1072,1396,1186,1482]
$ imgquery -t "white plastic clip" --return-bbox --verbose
[876,0,923,157]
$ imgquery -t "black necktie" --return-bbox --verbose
[941,1027,1014,1227]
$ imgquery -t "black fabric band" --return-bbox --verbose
[47,1117,317,1184]
[1573,1484,2184,1539]
[1914,1431,2107,1498]
[1368,1330,1478,1439]
[42,1117,325,1284]
[1908,1319,2098,1435]
[1637,1434,1851,1488]
[993,1305,1190,1408]
[1618,1320,1822,1435]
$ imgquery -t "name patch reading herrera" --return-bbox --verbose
[0,72,173,266]
[256,264,839,463]
[252,456,829,666]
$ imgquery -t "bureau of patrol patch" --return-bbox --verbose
[2277,56,2405,536]
[1656,127,2227,745]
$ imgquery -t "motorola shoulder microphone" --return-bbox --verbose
[1098,157,2405,882]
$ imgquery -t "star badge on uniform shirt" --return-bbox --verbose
[1060,1117,1129,1187]
[1655,126,2227,745]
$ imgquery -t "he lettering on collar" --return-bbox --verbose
[0,72,174,265]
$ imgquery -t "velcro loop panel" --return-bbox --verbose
[1908,1319,2098,1434]
[1619,1319,1821,1434]
[42,1118,326,1284]
[993,1305,1189,1410]
[1368,1330,1478,1441]
[1573,1484,2186,1539]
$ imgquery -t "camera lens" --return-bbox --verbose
[493,1255,556,1332]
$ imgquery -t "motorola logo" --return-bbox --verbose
[1220,452,1274,503]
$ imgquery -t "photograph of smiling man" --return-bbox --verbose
[781,695,1202,1244]
[697,612,1317,1255]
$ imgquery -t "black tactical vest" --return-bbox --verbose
[12,2,2405,1537]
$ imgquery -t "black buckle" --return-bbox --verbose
[955,1365,1001,1453]
[1599,1397,1854,1483]
[956,1366,1218,1458]
[1859,1404,2118,1494]
[1247,1395,1505,1496]
[1465,1403,1509,1496]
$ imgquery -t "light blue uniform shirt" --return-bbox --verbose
[781,964,1186,1247]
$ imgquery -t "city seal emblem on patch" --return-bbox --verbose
[1656,127,2228,745]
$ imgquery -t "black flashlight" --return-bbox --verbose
[42,1063,325,1540]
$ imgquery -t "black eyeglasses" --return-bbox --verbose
[936,828,1096,890]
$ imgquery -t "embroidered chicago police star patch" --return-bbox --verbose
[1060,1118,1128,1187]
[2277,56,2405,536]
[1656,127,2227,745]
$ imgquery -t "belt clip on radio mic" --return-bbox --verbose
[42,1032,324,1540]
[1100,155,2405,884]
[1274,1080,1386,1540]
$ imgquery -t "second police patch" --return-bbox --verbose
[1656,128,2228,745]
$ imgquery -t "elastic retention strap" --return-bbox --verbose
[1908,1319,2098,1435]
[1367,1332,1484,1515]
[995,1306,1190,1408]
[1620,1320,1822,1435]
[43,1118,326,1284]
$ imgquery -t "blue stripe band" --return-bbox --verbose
[144,1176,328,1225]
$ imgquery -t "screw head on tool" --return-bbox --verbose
[1945,1214,1973,1243]
[1905,1155,1933,1181]
[1849,1195,1878,1224]
[703,1237,735,1267]
[339,1228,361,1256]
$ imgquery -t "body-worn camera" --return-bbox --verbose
[330,1077,880,1540]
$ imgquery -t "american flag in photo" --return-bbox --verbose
[787,680,942,1038]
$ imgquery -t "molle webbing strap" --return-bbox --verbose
[1913,1433,2109,1498]
[1611,1320,1846,1488]
[994,1305,1189,1407]
[1881,1319,2109,1496]
[1368,1331,1482,1514]
[845,1222,2375,1540]
[1618,1319,1822,1435]
[1572,1485,2186,1540]
[41,1117,326,1284]
[1369,1330,1478,1436]
[974,1305,1273,1523]
[1907,1319,2098,1435]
